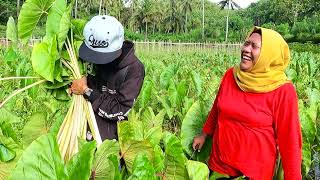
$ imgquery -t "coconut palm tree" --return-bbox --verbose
[17,0,20,17]
[202,0,204,39]
[75,0,100,17]
[149,0,166,34]
[165,0,184,33]
[180,0,193,33]
[218,0,241,42]
[103,0,124,20]
[141,0,153,38]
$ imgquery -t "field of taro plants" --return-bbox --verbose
[0,0,320,179]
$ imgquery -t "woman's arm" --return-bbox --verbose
[274,83,302,180]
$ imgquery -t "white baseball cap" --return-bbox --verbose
[79,15,124,64]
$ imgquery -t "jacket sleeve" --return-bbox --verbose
[86,75,101,101]
[273,83,302,180]
[88,64,145,121]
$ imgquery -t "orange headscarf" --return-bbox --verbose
[233,27,290,93]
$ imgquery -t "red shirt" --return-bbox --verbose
[203,68,302,180]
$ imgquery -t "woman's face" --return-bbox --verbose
[240,32,262,71]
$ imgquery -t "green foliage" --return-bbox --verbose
[106,155,121,180]
[4,47,18,63]
[143,124,163,147]
[186,160,209,180]
[302,142,312,177]
[31,36,59,82]
[48,87,71,101]
[168,79,186,109]
[0,110,19,142]
[160,64,177,89]
[181,101,212,162]
[0,145,22,180]
[9,134,97,180]
[153,145,165,173]
[71,19,86,41]
[118,121,155,173]
[138,80,153,110]
[0,1,17,25]
[6,17,18,46]
[1,23,319,179]
[45,0,72,50]
[163,132,189,180]
[91,140,120,180]
[121,140,155,174]
[246,0,320,43]
[49,111,66,136]
[284,51,320,179]
[65,140,96,180]
[191,71,202,97]
[17,0,55,44]
[9,134,66,179]
[0,137,17,162]
[1,0,318,43]
[128,153,157,180]
[0,112,21,179]
[22,112,48,148]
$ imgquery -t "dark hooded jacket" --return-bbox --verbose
[86,41,144,140]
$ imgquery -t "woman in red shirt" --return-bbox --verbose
[193,27,302,180]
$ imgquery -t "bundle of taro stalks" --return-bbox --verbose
[0,38,102,162]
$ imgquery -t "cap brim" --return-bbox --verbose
[79,43,122,64]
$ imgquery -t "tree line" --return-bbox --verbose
[0,0,319,43]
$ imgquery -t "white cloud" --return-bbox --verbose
[208,0,259,8]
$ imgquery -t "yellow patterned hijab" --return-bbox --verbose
[233,27,290,93]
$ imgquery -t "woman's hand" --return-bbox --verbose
[192,133,207,152]
[70,77,88,95]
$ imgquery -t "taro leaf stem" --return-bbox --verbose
[0,80,46,108]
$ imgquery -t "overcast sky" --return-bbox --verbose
[208,0,259,8]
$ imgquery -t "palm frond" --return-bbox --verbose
[218,0,228,10]
[218,0,241,10]
[231,1,241,9]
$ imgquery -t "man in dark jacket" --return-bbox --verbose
[70,15,145,141]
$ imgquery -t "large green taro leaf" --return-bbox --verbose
[91,139,120,180]
[45,0,72,49]
[6,17,18,46]
[18,0,55,43]
[9,134,67,180]
[186,160,209,180]
[127,153,157,180]
[118,120,155,173]
[65,141,96,180]
[0,137,19,162]
[22,112,48,148]
[31,36,59,82]
[181,101,212,162]
[163,132,189,180]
